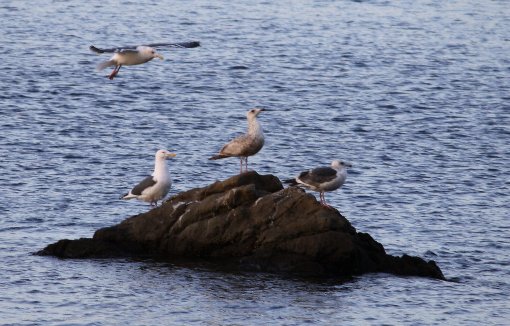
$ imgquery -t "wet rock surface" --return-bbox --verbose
[38,172,444,280]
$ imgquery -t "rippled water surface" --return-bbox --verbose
[1,0,509,324]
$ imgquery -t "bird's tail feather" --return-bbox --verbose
[284,178,298,186]
[209,154,228,160]
[120,193,134,200]
[97,60,115,71]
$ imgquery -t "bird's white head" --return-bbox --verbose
[155,149,176,160]
[137,46,164,60]
[332,160,352,169]
[247,108,265,119]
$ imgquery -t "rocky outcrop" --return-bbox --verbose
[37,172,444,280]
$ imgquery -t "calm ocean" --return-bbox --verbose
[0,0,509,324]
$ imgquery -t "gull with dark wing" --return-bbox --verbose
[209,108,266,174]
[121,149,176,206]
[89,41,200,80]
[285,160,352,207]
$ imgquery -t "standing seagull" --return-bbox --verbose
[209,108,266,173]
[285,160,352,207]
[121,149,176,206]
[89,41,200,80]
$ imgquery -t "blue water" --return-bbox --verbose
[1,0,509,324]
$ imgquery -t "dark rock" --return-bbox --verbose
[37,171,445,280]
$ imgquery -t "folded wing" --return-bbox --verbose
[298,167,337,187]
[130,176,157,195]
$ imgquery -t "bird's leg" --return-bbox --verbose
[245,157,249,172]
[108,66,117,80]
[320,193,333,209]
[109,65,122,80]
[239,158,243,174]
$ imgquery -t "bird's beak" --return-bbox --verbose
[156,53,164,60]
[165,153,176,158]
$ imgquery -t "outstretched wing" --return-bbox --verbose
[89,41,200,54]
[130,175,157,195]
[145,41,200,48]
[89,45,129,54]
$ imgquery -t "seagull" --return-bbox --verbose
[285,160,352,207]
[89,41,200,80]
[209,108,265,173]
[121,149,176,206]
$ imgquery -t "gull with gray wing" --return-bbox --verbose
[89,41,200,79]
[285,160,352,207]
[121,149,176,206]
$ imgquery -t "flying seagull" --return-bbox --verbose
[285,160,352,207]
[209,108,266,174]
[121,149,176,206]
[90,41,200,80]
